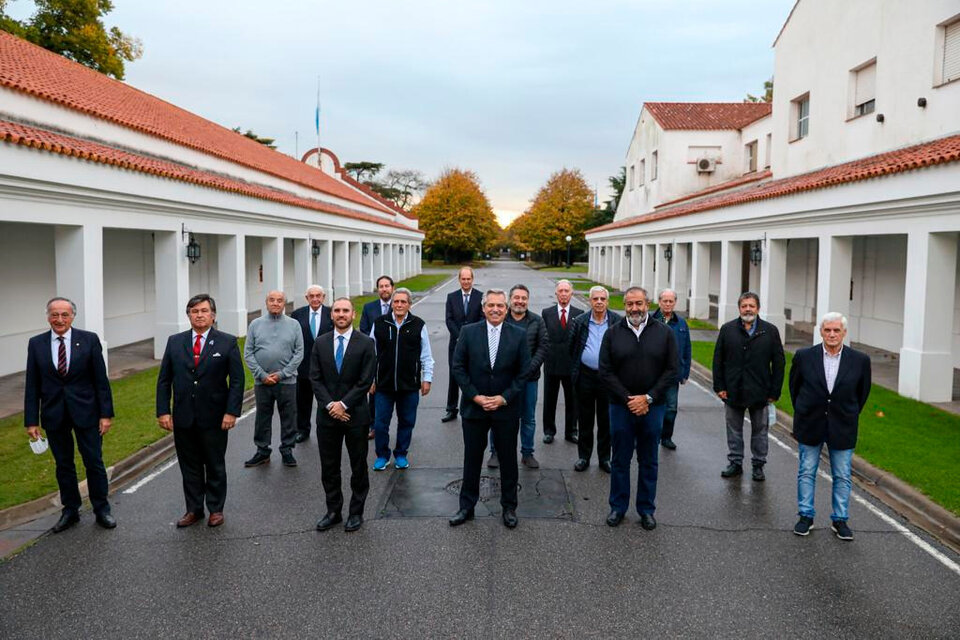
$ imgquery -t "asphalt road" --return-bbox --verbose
[1,261,958,639]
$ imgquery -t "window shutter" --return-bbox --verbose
[855,63,876,105]
[945,21,960,83]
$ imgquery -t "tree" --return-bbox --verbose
[374,169,431,210]
[745,78,774,103]
[413,169,499,263]
[1,0,143,80]
[342,161,384,184]
[232,127,276,149]
[603,166,625,213]
[510,168,595,265]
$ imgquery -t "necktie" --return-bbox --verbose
[335,335,345,373]
[560,308,567,329]
[193,334,202,366]
[310,311,317,338]
[463,293,469,315]
[488,326,499,368]
[382,302,389,316]
[57,336,67,377]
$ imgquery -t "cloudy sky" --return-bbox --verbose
[15,0,795,226]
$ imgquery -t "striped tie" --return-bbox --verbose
[488,325,499,369]
[57,336,67,377]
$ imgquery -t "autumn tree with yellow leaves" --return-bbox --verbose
[509,168,595,265]
[413,169,499,263]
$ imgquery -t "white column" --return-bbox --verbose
[602,247,612,285]
[641,244,655,294]
[152,229,190,359]
[348,241,362,294]
[618,246,630,290]
[759,238,788,341]
[293,237,311,302]
[316,239,333,293]
[217,234,247,337]
[612,246,622,290]
[56,224,107,367]
[689,241,711,319]
[261,236,284,314]
[718,240,743,325]
[333,240,349,298]
[655,243,670,297]
[813,235,853,343]
[672,242,690,313]
[899,231,957,402]
[372,243,384,283]
[361,242,374,292]
[629,244,642,287]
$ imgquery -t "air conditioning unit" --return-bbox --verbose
[696,157,716,173]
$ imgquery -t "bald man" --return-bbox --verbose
[243,290,304,468]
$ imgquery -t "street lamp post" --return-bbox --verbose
[565,235,572,268]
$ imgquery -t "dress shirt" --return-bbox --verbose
[376,313,435,383]
[192,328,211,350]
[581,313,609,370]
[557,304,571,319]
[486,321,501,368]
[462,289,474,309]
[327,327,354,411]
[381,300,391,316]
[627,314,649,339]
[50,328,72,370]
[309,307,322,338]
[823,345,842,393]
[741,317,758,336]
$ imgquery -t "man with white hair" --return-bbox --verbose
[790,312,871,541]
[291,285,333,443]
[651,289,692,450]
[541,279,584,444]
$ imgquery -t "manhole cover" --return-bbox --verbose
[445,475,522,502]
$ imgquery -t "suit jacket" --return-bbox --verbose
[445,289,483,343]
[359,299,391,336]
[309,330,377,428]
[24,328,114,430]
[290,304,333,379]
[789,345,872,450]
[541,304,585,376]
[452,321,530,422]
[156,328,245,429]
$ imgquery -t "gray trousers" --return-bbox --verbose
[724,403,768,466]
[254,383,298,455]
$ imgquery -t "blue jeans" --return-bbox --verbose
[661,383,679,441]
[797,443,854,522]
[490,380,537,456]
[373,390,419,459]
[609,402,665,516]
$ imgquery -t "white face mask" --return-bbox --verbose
[29,435,48,455]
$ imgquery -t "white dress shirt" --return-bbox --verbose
[192,328,211,350]
[628,314,649,339]
[328,327,354,411]
[486,321,501,368]
[823,345,842,393]
[50,328,72,370]
[309,307,322,338]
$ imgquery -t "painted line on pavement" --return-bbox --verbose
[687,378,960,576]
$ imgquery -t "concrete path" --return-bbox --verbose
[0,261,957,638]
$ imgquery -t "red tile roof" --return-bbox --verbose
[588,134,960,235]
[0,119,422,234]
[645,102,772,130]
[0,31,394,216]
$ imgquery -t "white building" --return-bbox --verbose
[587,0,960,402]
[0,31,423,377]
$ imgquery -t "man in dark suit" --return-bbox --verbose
[156,294,245,528]
[449,288,530,529]
[790,312,871,541]
[25,297,116,533]
[310,297,377,533]
[442,266,483,423]
[600,287,677,530]
[290,285,333,443]
[359,275,394,439]
[541,279,584,444]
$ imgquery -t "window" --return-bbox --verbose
[943,18,960,84]
[651,151,658,180]
[850,60,876,117]
[764,133,772,168]
[638,159,645,186]
[629,164,635,190]
[745,140,758,173]
[791,94,810,140]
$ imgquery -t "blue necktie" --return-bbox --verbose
[335,335,345,373]
[310,311,317,338]
[463,293,469,315]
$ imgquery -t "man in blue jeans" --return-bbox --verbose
[651,289,691,450]
[487,284,549,469]
[370,288,434,470]
[789,312,871,540]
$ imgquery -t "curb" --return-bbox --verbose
[0,388,257,532]
[688,360,960,554]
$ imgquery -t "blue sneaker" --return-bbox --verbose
[395,456,409,470]
[373,457,391,471]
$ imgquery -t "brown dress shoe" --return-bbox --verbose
[207,512,225,527]
[176,512,203,528]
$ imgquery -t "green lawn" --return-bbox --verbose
[395,273,451,292]
[535,264,588,273]
[691,340,960,515]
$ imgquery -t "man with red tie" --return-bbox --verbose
[541,279,584,444]
[24,297,116,533]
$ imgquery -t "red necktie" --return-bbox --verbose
[193,334,202,366]
[560,308,567,329]
[57,336,67,377]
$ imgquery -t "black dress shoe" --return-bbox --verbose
[752,465,765,482]
[640,513,657,530]
[599,460,612,474]
[52,511,80,533]
[344,514,363,532]
[543,434,554,444]
[564,434,579,444]
[281,452,298,467]
[606,510,624,527]
[441,411,458,423]
[502,509,518,528]
[95,513,117,529]
[660,438,677,450]
[294,433,308,444]
[573,458,589,472]
[449,509,474,526]
[316,513,343,531]
[244,451,270,467]
[721,463,743,478]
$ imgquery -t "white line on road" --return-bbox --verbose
[687,378,960,576]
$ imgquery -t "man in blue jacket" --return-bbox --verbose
[651,289,692,450]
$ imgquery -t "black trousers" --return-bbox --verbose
[543,373,577,438]
[576,367,610,463]
[446,340,459,412]
[460,417,519,512]
[318,420,370,517]
[295,376,315,437]
[174,425,228,515]
[46,420,110,515]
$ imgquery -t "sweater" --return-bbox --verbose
[243,313,304,384]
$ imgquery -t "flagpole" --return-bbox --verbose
[315,76,321,166]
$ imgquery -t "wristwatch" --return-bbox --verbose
[645,394,653,404]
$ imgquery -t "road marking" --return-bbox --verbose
[687,378,960,576]
[122,406,256,494]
